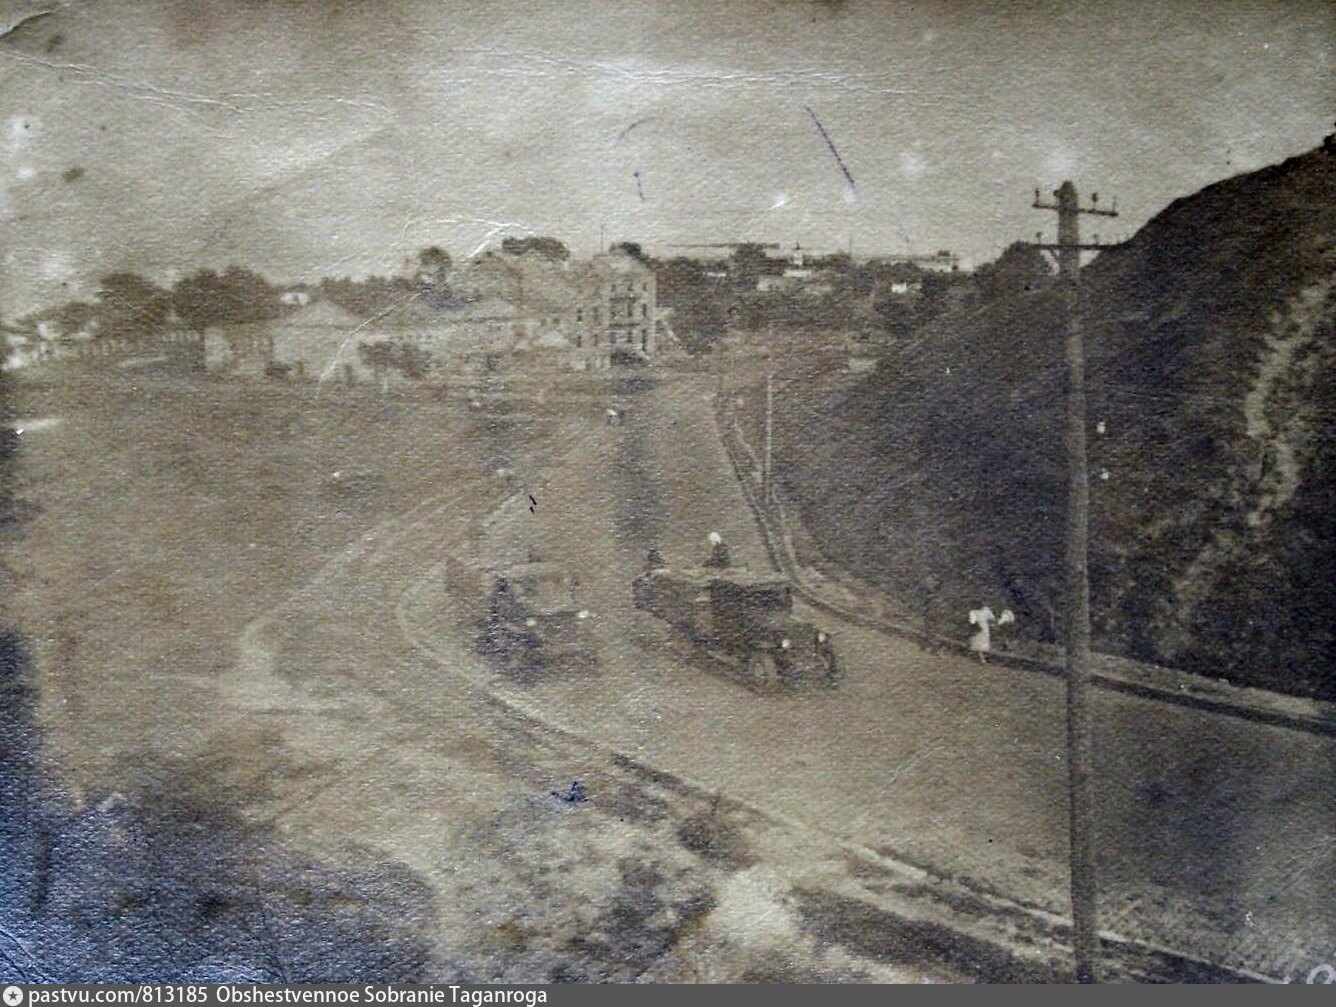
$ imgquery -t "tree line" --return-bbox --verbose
[650,241,1052,353]
[22,238,1050,354]
[24,247,457,342]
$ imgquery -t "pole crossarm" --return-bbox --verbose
[1033,202,1120,219]
[1034,189,1119,217]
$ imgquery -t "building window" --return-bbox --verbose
[641,303,648,317]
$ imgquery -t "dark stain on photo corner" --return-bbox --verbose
[1,639,436,982]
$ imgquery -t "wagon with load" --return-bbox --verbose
[632,557,839,691]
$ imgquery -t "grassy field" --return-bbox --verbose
[7,366,493,785]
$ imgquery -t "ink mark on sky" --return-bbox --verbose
[615,116,659,144]
[633,170,645,201]
[805,106,857,195]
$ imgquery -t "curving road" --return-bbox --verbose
[430,373,1335,982]
[91,372,1327,980]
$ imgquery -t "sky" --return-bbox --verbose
[0,0,1331,316]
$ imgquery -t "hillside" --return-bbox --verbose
[774,144,1336,698]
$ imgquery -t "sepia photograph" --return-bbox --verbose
[0,0,1333,986]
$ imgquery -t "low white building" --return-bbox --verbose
[205,301,373,382]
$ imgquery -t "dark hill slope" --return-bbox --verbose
[776,146,1336,697]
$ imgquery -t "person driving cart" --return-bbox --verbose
[705,531,732,569]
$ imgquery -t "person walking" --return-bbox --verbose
[995,608,1016,652]
[815,629,841,687]
[968,605,997,664]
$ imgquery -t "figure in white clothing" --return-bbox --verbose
[969,607,1016,662]
[968,606,996,663]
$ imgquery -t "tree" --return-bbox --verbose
[96,273,171,339]
[415,247,452,306]
[728,243,776,288]
[172,266,280,330]
[28,300,98,337]
[417,246,451,272]
[500,236,569,262]
[652,257,728,354]
[321,275,415,317]
[813,251,853,273]
[973,242,1053,303]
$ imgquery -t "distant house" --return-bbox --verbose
[868,250,959,275]
[205,244,660,383]
[756,266,833,297]
[0,319,59,370]
[269,301,375,382]
[205,300,370,382]
[919,250,960,273]
[364,294,523,375]
[1,325,36,371]
[451,244,658,369]
[204,321,272,377]
[573,248,657,366]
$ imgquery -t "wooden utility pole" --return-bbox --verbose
[763,368,774,505]
[1030,181,1117,984]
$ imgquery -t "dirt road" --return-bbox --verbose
[433,373,1334,983]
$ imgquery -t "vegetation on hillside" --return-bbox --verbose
[777,146,1336,698]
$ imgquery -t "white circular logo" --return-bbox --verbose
[1309,964,1336,984]
[3,986,24,1006]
